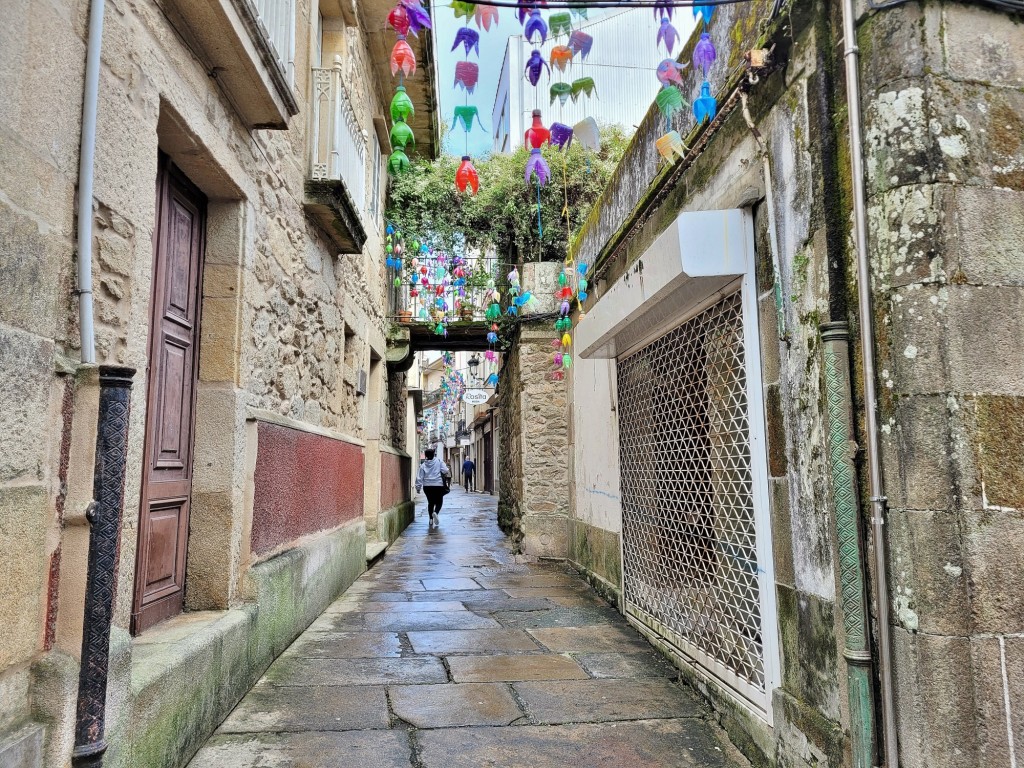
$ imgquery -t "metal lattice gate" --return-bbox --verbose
[617,290,771,711]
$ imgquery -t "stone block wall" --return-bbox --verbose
[857,4,1024,765]
[498,321,571,558]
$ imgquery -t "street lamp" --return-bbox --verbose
[467,354,481,381]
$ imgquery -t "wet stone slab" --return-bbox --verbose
[513,678,702,724]
[280,631,402,659]
[361,611,500,632]
[447,654,590,683]
[421,577,484,591]
[189,730,412,768]
[324,600,469,614]
[219,685,389,732]
[389,683,523,728]
[264,656,448,686]
[527,625,652,653]
[408,629,541,654]
[493,605,624,629]
[575,651,680,679]
[416,720,740,768]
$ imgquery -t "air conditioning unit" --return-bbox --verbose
[356,368,368,396]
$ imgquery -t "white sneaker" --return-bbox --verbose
[430,512,437,526]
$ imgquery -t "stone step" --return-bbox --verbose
[366,541,388,566]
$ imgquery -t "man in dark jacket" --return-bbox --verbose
[462,456,476,492]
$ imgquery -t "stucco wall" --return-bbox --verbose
[250,421,365,556]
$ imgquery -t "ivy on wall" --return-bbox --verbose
[385,126,630,263]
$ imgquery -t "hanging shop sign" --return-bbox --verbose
[463,389,490,405]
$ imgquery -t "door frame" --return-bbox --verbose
[131,152,207,635]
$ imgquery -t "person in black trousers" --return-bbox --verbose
[416,448,451,527]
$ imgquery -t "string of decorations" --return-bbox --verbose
[436,352,467,442]
[655,4,716,164]
[386,0,432,173]
[451,0,499,194]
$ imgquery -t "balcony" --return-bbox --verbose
[162,0,299,128]
[304,56,370,254]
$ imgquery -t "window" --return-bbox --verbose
[254,0,297,85]
[368,135,382,222]
[314,10,324,69]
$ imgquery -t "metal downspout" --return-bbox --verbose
[76,0,105,364]
[821,322,878,768]
[838,1,899,765]
[73,366,135,768]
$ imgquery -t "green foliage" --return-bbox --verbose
[385,127,629,263]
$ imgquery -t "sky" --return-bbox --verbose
[432,4,617,157]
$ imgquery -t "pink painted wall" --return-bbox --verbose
[251,421,364,556]
[380,451,411,511]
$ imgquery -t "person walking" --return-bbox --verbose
[462,456,476,492]
[416,448,451,527]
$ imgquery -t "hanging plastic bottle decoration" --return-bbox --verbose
[550,82,573,106]
[388,4,410,34]
[693,32,717,75]
[524,50,550,87]
[693,4,715,24]
[548,12,572,36]
[453,105,486,132]
[525,147,551,185]
[388,149,411,174]
[524,9,548,43]
[391,35,417,76]
[452,27,480,56]
[550,122,573,151]
[567,30,593,59]
[656,59,687,87]
[400,0,432,34]
[693,80,717,123]
[573,117,600,151]
[391,87,414,122]
[550,45,574,72]
[525,110,551,149]
[655,86,686,120]
[473,4,499,31]
[657,17,679,55]
[455,156,479,194]
[691,18,717,123]
[454,61,480,93]
[390,120,415,150]
[656,131,687,164]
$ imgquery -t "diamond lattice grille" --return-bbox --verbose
[617,291,765,693]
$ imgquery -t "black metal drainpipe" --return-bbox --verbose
[73,365,136,768]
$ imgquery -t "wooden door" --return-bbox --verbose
[132,155,206,635]
[483,429,494,495]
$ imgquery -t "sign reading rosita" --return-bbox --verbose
[462,389,489,405]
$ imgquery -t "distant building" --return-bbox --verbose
[491,9,693,153]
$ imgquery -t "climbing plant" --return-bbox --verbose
[385,125,629,264]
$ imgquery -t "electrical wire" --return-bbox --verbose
[868,0,1022,9]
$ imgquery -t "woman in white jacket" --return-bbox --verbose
[416,448,451,527]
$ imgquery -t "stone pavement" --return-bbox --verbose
[188,492,748,768]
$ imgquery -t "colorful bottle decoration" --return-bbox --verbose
[524,110,551,149]
[452,26,480,56]
[454,61,480,93]
[452,105,485,132]
[524,9,548,43]
[550,122,573,151]
[548,12,572,37]
[390,35,416,76]
[388,149,410,173]
[570,76,597,100]
[455,156,479,194]
[387,4,410,34]
[567,30,593,59]
[473,4,499,31]
[390,120,414,150]
[390,86,414,122]
[550,82,573,106]
[693,80,717,123]
[657,17,679,55]
[693,32,717,74]
[400,0,432,34]
[524,50,550,86]
[656,59,686,87]
[550,45,574,72]
[655,86,686,120]
[656,131,687,163]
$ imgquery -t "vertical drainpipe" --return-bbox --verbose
[73,366,136,768]
[76,0,106,364]
[838,1,900,765]
[821,323,877,768]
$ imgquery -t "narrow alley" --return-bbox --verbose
[187,493,747,768]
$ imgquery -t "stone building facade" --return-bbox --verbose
[500,2,1024,767]
[0,0,431,764]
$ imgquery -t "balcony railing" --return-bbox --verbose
[251,0,296,85]
[311,56,367,212]
[389,255,500,323]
